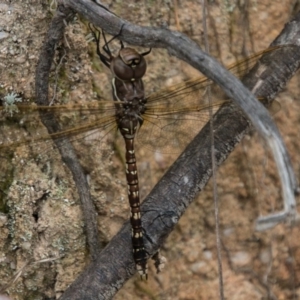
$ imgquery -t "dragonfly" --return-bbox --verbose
[0,29,281,279]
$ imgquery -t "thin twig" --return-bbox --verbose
[201,1,224,299]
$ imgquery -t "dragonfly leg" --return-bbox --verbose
[152,250,167,274]
[89,23,111,68]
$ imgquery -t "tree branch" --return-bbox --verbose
[35,4,103,262]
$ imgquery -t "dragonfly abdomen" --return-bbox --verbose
[124,137,148,279]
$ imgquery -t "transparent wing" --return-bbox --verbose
[0,100,119,164]
[136,47,281,153]
[138,100,228,153]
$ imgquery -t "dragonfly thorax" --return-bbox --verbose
[115,96,146,138]
[112,77,145,102]
[112,76,147,139]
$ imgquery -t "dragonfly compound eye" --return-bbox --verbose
[111,48,147,81]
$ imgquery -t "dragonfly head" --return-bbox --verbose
[111,47,147,82]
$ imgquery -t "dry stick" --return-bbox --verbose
[35,5,102,262]
[201,1,224,299]
[59,4,300,300]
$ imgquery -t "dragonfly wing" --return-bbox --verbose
[137,47,286,154]
[138,101,228,154]
[0,101,118,165]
